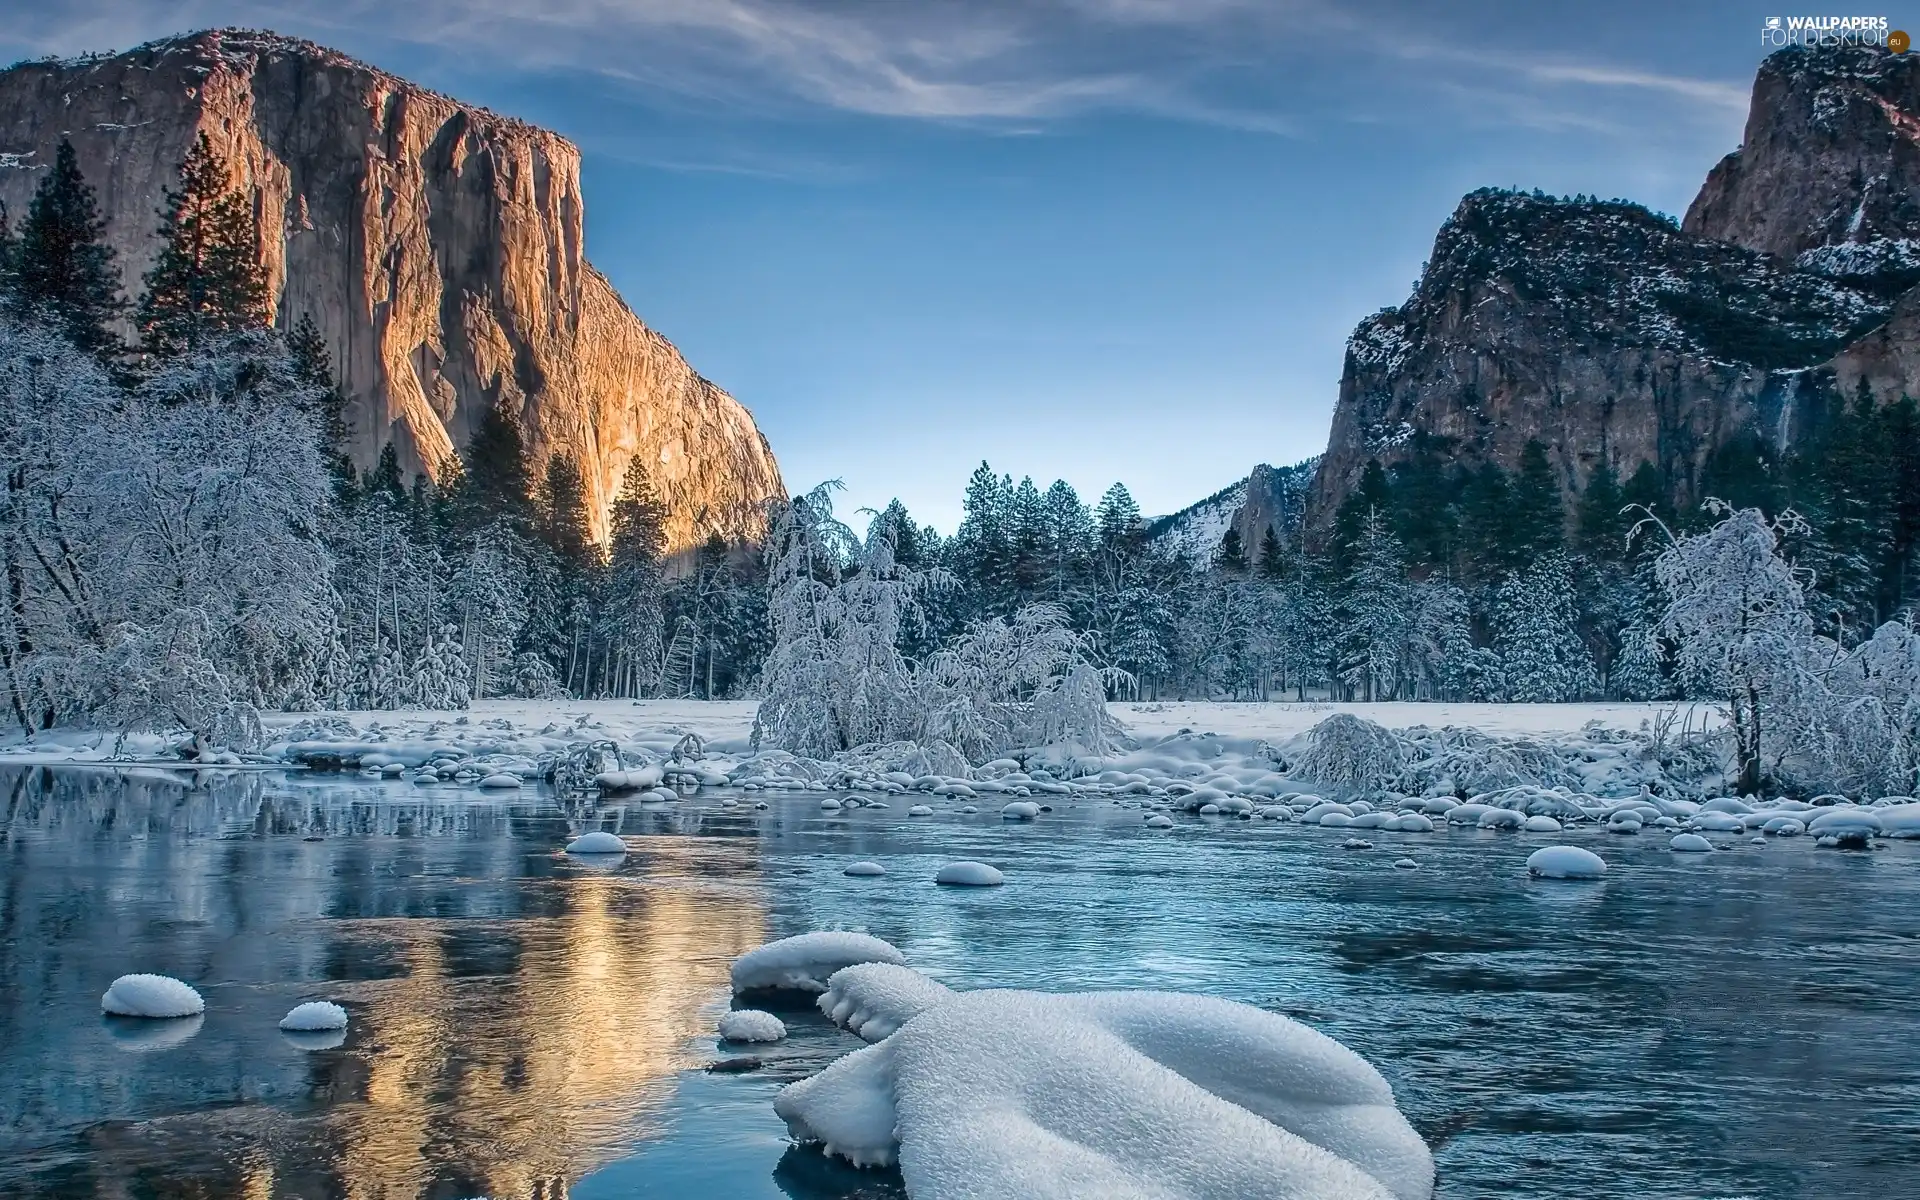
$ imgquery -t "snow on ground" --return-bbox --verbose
[1113,701,1720,743]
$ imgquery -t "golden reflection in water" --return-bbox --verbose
[313,838,767,1199]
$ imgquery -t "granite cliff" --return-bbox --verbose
[0,29,784,553]
[1306,43,1920,533]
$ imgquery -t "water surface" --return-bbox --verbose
[2,766,1914,1199]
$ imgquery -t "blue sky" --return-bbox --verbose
[4,2,1786,529]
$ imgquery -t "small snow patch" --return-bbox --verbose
[1526,846,1607,880]
[719,1009,788,1043]
[565,831,626,855]
[101,974,204,1019]
[731,932,907,995]
[279,1001,348,1031]
[935,861,1004,887]
[844,861,887,877]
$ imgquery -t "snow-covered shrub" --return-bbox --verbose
[753,487,1122,766]
[1292,714,1408,796]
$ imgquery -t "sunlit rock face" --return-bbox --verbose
[0,29,785,553]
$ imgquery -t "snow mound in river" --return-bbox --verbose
[774,987,1431,1199]
[730,932,907,995]
[719,1009,788,1043]
[101,974,204,1018]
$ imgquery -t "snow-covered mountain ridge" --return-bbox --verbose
[1304,42,1920,533]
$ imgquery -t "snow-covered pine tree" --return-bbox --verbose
[602,458,668,698]
[1493,553,1598,703]
[752,482,936,755]
[1336,511,1411,701]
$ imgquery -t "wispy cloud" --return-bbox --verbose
[0,0,1752,138]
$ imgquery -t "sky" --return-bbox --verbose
[2,2,1791,530]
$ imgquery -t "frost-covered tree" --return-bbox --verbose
[1653,504,1819,794]
[0,322,335,747]
[753,482,927,756]
[1336,513,1411,701]
[1494,554,1597,703]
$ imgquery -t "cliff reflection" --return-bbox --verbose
[0,767,768,1199]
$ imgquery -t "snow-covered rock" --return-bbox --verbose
[719,1009,788,1043]
[1145,814,1175,829]
[935,861,1004,887]
[101,974,204,1018]
[1523,815,1562,833]
[844,861,887,877]
[731,932,908,995]
[774,988,1432,1199]
[1808,808,1881,836]
[1761,815,1806,836]
[565,831,626,854]
[1001,801,1041,820]
[818,963,955,1042]
[908,804,935,816]
[1526,846,1607,880]
[1392,858,1417,869]
[1669,833,1713,853]
[477,773,521,789]
[1387,813,1433,832]
[279,1000,349,1031]
[1691,812,1746,833]
[820,797,844,811]
[1878,803,1920,838]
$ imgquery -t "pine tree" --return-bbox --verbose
[604,459,668,696]
[1575,458,1625,563]
[1095,482,1144,555]
[137,133,269,357]
[8,140,124,357]
[1506,440,1565,563]
[538,453,597,571]
[1256,527,1287,579]
[362,442,405,504]
[285,312,354,485]
[1336,512,1411,701]
[1215,527,1249,574]
[1329,460,1392,578]
[452,404,535,535]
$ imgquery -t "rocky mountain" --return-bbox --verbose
[0,29,784,554]
[1148,460,1315,564]
[1306,43,1920,533]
